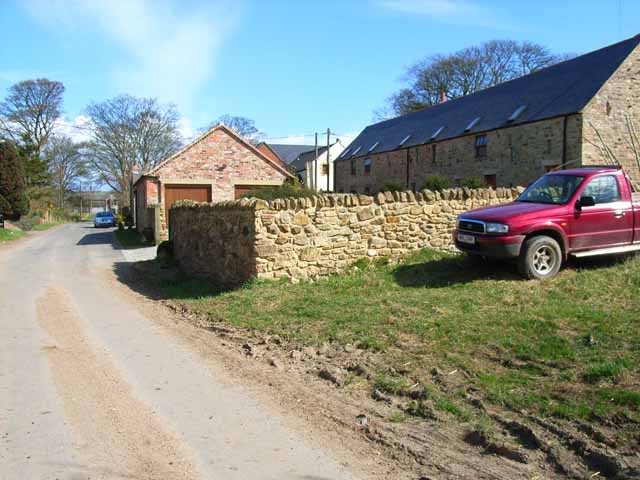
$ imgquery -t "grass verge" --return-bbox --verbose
[145,248,640,443]
[31,221,65,231]
[0,228,26,242]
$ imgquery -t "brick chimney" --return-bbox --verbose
[440,90,447,103]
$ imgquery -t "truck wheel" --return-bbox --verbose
[518,235,562,280]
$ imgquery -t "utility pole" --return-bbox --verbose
[326,128,331,193]
[79,181,83,218]
[314,132,318,191]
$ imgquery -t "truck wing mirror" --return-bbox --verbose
[577,196,596,209]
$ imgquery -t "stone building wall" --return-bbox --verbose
[582,43,640,185]
[170,187,521,284]
[336,115,582,194]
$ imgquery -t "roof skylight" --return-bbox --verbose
[464,117,481,132]
[430,126,445,140]
[351,146,362,156]
[508,105,527,122]
[368,141,380,152]
[399,134,412,146]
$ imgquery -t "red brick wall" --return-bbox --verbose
[154,128,288,202]
[256,143,285,167]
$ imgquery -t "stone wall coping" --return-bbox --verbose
[170,187,525,213]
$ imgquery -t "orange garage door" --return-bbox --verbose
[165,184,211,218]
[234,184,264,199]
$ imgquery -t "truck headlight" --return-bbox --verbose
[485,223,509,233]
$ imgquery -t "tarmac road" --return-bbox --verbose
[0,223,357,480]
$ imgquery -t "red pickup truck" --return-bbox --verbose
[454,166,640,279]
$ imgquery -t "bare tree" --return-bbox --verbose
[211,114,264,144]
[45,135,86,208]
[587,116,640,190]
[385,40,572,117]
[0,79,64,156]
[84,95,182,205]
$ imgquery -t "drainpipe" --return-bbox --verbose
[562,115,568,168]
[406,148,410,188]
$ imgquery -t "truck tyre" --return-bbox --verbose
[518,235,562,280]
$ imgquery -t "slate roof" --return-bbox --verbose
[290,146,329,173]
[340,35,640,161]
[263,143,316,165]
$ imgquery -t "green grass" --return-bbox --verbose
[115,228,151,249]
[149,248,640,432]
[31,221,64,231]
[0,228,26,242]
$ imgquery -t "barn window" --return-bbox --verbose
[507,105,527,122]
[364,158,372,175]
[475,135,487,160]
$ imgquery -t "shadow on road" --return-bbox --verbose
[76,230,117,247]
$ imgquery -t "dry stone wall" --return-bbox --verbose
[170,187,522,284]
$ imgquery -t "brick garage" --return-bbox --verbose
[134,123,292,241]
[336,35,640,193]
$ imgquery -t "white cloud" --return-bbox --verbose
[374,0,520,30]
[23,0,240,112]
[53,115,92,142]
[262,132,358,147]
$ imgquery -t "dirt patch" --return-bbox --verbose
[36,286,202,480]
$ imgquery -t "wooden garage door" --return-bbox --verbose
[165,184,211,217]
[234,184,263,199]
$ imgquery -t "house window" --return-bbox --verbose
[475,135,487,160]
[484,174,497,188]
[364,158,372,175]
[431,144,437,163]
[322,164,329,175]
[350,159,356,176]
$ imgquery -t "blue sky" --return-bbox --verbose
[1,0,638,145]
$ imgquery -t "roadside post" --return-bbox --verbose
[0,213,4,229]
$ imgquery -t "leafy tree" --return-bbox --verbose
[84,95,182,205]
[45,135,87,208]
[0,141,28,219]
[383,40,572,117]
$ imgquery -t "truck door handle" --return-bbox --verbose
[614,210,624,218]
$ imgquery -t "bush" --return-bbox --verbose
[421,175,450,191]
[0,141,28,220]
[382,180,405,192]
[241,178,316,201]
[460,177,486,189]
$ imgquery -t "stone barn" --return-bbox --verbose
[336,35,640,193]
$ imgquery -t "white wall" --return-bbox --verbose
[306,140,346,192]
